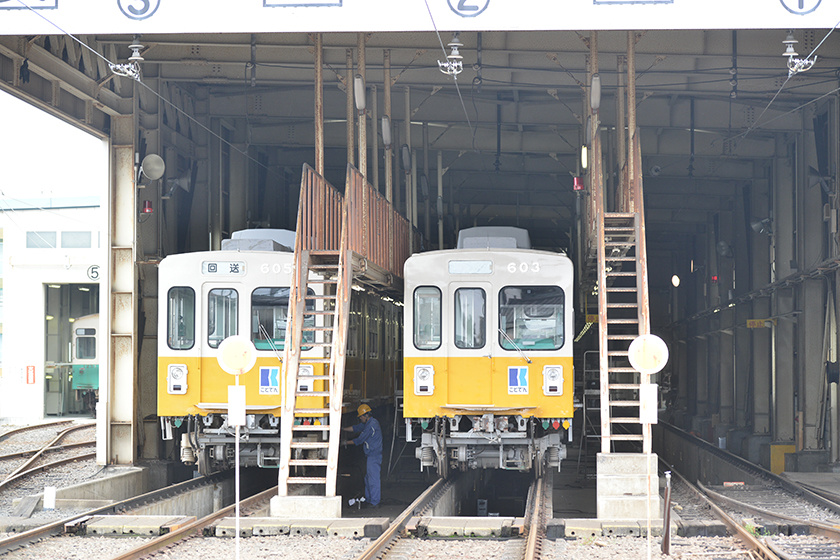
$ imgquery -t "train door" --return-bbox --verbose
[446,282,492,405]
[201,283,239,403]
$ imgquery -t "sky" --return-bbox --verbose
[0,90,106,202]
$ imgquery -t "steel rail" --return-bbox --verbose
[109,485,279,560]
[523,474,548,560]
[699,481,840,542]
[0,452,96,489]
[0,471,232,555]
[667,466,779,560]
[0,420,77,443]
[356,476,448,560]
[2,423,95,483]
[660,423,840,515]
[0,440,96,462]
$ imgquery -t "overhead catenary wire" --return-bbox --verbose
[731,21,840,143]
[422,0,475,150]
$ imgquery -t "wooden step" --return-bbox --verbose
[290,441,330,449]
[607,318,639,324]
[608,400,641,407]
[610,417,642,424]
[608,334,637,340]
[609,434,644,441]
[297,372,332,379]
[296,390,331,397]
[292,424,331,432]
[606,287,637,293]
[608,367,638,374]
[289,458,329,467]
[607,303,638,309]
[606,271,636,277]
[306,295,337,301]
[286,477,327,484]
[608,383,641,390]
[294,408,331,415]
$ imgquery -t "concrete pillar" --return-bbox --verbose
[773,134,797,443]
[751,174,772,435]
[105,114,137,466]
[799,112,828,450]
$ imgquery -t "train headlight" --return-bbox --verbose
[542,365,563,396]
[414,365,435,396]
[297,365,314,392]
[167,364,188,395]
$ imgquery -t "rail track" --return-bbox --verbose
[0,470,238,556]
[662,424,840,560]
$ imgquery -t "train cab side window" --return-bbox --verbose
[167,287,195,350]
[499,286,564,351]
[208,288,238,348]
[250,287,315,351]
[454,288,486,349]
[413,286,441,350]
[75,329,96,359]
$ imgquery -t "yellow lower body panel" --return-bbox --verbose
[157,356,326,418]
[403,355,573,419]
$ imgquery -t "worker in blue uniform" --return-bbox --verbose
[343,404,382,508]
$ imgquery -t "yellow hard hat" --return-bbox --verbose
[357,404,372,417]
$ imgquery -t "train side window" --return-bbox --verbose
[208,288,238,348]
[454,287,486,349]
[75,329,96,359]
[167,287,195,350]
[250,287,315,351]
[414,286,441,350]
[498,286,564,351]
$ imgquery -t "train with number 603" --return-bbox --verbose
[403,226,574,476]
[157,229,400,474]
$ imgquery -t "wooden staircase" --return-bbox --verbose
[275,163,411,498]
[278,246,353,497]
[597,212,648,453]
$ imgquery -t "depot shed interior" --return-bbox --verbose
[0,23,839,472]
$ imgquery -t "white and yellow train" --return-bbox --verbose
[157,229,400,474]
[403,227,574,475]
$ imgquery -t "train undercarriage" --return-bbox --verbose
[173,413,288,474]
[410,414,568,478]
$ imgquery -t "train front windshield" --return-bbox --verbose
[499,286,565,350]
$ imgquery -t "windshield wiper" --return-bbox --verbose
[498,328,532,364]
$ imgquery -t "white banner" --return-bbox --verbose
[0,0,837,35]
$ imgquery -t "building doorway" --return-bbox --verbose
[44,283,99,417]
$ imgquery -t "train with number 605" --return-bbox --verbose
[403,226,574,476]
[157,229,401,474]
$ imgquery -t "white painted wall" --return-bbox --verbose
[0,205,104,422]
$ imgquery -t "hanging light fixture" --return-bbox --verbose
[381,115,392,148]
[353,74,366,113]
[782,30,815,76]
[438,32,464,76]
[590,73,601,112]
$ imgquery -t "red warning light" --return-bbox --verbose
[711,275,719,284]
[552,420,560,430]
[573,176,584,191]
